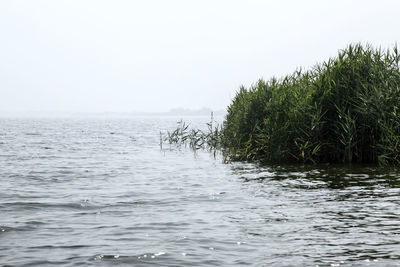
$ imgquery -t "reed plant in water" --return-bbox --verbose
[163,44,400,165]
[160,112,224,157]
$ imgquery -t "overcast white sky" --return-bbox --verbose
[1,0,400,113]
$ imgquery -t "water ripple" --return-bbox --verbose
[1,118,400,266]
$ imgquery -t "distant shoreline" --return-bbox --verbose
[0,108,226,118]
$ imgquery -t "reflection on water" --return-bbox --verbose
[235,164,400,266]
[0,117,399,266]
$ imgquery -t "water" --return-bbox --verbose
[1,117,400,267]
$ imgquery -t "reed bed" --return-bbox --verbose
[164,44,400,165]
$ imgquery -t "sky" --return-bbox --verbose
[1,0,400,114]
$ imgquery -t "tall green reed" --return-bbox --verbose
[223,43,400,165]
[163,44,400,165]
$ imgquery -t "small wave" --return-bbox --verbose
[25,132,41,136]
[1,201,102,210]
[30,245,90,249]
[0,223,44,233]
[91,251,169,264]
[18,260,66,267]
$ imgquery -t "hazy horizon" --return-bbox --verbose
[1,0,400,114]
[0,106,227,118]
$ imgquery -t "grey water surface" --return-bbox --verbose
[1,117,400,267]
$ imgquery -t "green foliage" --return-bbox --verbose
[223,43,400,164]
[161,114,224,157]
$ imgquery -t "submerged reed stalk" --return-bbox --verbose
[160,113,224,156]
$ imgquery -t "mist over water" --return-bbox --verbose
[1,117,400,266]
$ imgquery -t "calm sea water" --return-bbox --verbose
[1,117,400,267]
